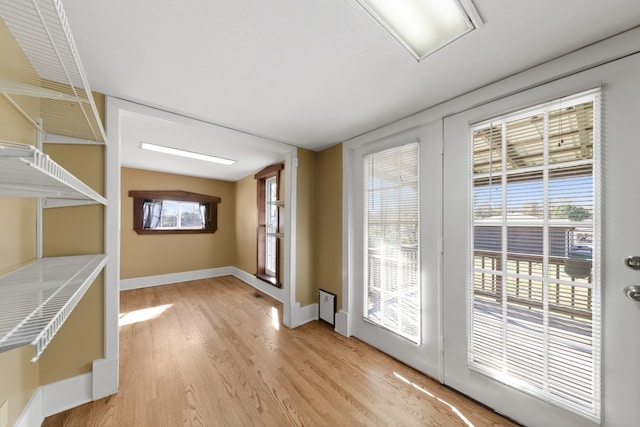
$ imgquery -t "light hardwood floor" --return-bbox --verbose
[43,276,517,427]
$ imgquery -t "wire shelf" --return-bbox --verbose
[0,254,107,362]
[0,141,106,205]
[0,0,106,142]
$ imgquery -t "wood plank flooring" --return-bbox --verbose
[43,276,517,426]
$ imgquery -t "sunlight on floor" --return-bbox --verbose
[119,304,173,326]
[271,306,280,330]
[394,372,475,427]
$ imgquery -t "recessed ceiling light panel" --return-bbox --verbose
[356,0,482,60]
[140,142,236,165]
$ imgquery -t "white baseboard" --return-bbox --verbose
[42,372,93,418]
[289,302,318,328]
[16,371,103,426]
[92,357,118,400]
[120,266,285,303]
[229,267,284,302]
[120,267,234,291]
[14,387,43,427]
[335,310,350,337]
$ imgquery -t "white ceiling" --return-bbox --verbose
[60,0,640,181]
[115,101,295,181]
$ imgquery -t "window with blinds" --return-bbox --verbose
[469,89,601,420]
[265,176,278,276]
[364,142,420,343]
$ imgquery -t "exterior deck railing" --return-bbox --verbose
[474,250,592,321]
[366,246,593,325]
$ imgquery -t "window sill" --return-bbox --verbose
[133,228,215,235]
[255,273,281,288]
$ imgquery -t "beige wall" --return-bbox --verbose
[0,348,38,427]
[296,149,318,306]
[293,144,344,310]
[39,144,106,383]
[121,167,236,279]
[315,144,343,311]
[0,20,42,419]
[231,146,343,311]
[38,274,105,384]
[234,174,257,274]
[0,196,36,276]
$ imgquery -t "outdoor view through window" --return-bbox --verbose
[129,190,220,235]
[143,200,205,229]
[469,89,601,420]
[364,142,420,343]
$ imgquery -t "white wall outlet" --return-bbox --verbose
[0,400,8,427]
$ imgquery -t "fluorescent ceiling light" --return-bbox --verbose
[140,142,236,165]
[356,0,480,60]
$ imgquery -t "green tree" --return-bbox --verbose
[567,205,590,221]
[553,204,590,221]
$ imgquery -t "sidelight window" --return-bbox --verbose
[364,142,420,343]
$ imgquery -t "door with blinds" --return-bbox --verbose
[350,122,442,380]
[471,90,600,418]
[440,79,638,426]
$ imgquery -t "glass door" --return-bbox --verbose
[442,87,612,426]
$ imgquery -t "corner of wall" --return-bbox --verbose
[289,302,319,328]
[92,357,118,400]
[335,310,351,337]
[13,387,43,427]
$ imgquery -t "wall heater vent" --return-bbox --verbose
[318,289,336,326]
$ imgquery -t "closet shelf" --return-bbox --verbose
[0,0,106,142]
[0,141,107,205]
[0,254,107,362]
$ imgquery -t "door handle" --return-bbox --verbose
[623,285,640,301]
[625,256,640,270]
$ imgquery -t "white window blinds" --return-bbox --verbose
[469,89,601,420]
[364,142,420,343]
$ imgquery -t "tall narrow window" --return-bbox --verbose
[364,142,420,342]
[255,163,283,287]
[469,90,601,420]
[265,176,278,277]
